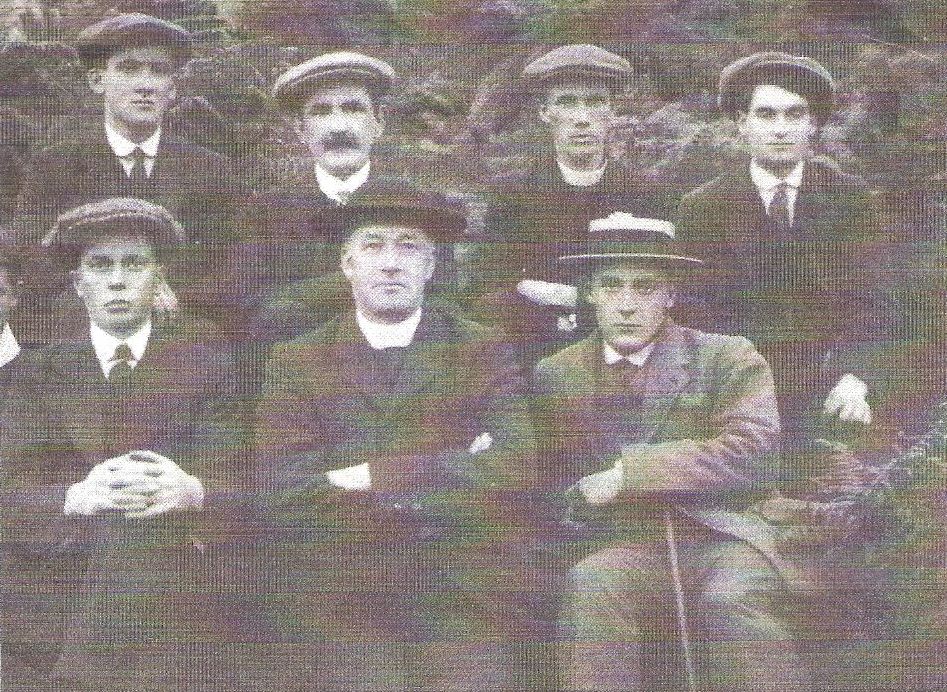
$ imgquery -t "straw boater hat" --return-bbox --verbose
[718,51,836,123]
[76,13,193,66]
[272,51,397,112]
[522,44,632,90]
[557,212,703,278]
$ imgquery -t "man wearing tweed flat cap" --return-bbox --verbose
[534,213,805,691]
[677,51,887,464]
[474,43,671,365]
[2,197,248,690]
[248,51,438,344]
[12,12,245,345]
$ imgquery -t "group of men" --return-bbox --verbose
[0,10,938,692]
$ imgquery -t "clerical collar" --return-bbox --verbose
[557,159,606,187]
[105,121,161,159]
[749,159,804,193]
[316,162,371,204]
[603,340,655,367]
[0,323,20,369]
[90,319,152,377]
[356,309,422,350]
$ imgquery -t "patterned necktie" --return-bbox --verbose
[108,343,134,383]
[128,147,149,182]
[768,182,793,236]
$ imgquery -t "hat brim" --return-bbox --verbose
[345,204,466,244]
[721,61,835,119]
[557,252,705,272]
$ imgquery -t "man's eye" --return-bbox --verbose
[150,62,174,77]
[786,107,809,119]
[341,102,368,114]
[555,95,579,107]
[306,105,331,117]
[124,258,147,270]
[363,242,382,251]
[116,60,141,72]
[755,108,776,118]
[632,279,658,294]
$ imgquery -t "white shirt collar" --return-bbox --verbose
[89,319,152,377]
[0,323,20,369]
[315,162,371,204]
[557,160,606,187]
[356,309,422,350]
[105,122,161,158]
[603,340,655,367]
[750,159,804,192]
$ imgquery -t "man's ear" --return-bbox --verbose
[340,250,355,281]
[70,269,84,298]
[538,102,552,125]
[87,68,105,95]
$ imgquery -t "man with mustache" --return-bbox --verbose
[675,52,887,472]
[472,44,670,364]
[10,13,245,344]
[255,192,536,689]
[1,198,247,690]
[251,51,428,342]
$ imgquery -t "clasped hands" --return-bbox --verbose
[64,450,204,518]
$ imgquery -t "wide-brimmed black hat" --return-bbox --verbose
[43,197,187,268]
[344,190,467,244]
[76,13,192,66]
[273,51,397,112]
[718,51,836,122]
[557,212,703,278]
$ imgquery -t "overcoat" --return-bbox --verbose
[0,317,247,691]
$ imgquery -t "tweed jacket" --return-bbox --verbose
[0,317,246,688]
[533,322,785,565]
[675,157,887,387]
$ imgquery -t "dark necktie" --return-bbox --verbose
[108,343,134,383]
[768,182,793,236]
[128,147,149,182]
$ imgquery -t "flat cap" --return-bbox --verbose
[273,51,397,110]
[522,44,632,87]
[718,51,836,121]
[43,197,187,263]
[557,212,703,277]
[76,13,192,65]
[345,189,467,244]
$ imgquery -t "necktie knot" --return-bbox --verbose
[768,181,793,232]
[109,343,134,382]
[127,147,149,179]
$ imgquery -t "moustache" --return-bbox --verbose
[322,133,359,151]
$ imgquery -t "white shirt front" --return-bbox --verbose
[0,323,20,369]
[105,122,161,177]
[557,160,606,187]
[603,340,656,367]
[356,309,422,350]
[750,159,804,224]
[90,320,152,378]
[315,162,371,205]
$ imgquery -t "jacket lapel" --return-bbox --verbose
[51,337,108,460]
[634,324,693,443]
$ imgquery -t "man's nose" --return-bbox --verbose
[107,266,129,288]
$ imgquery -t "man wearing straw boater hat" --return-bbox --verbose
[533,213,806,691]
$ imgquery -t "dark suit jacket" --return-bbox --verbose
[533,323,786,569]
[10,131,247,333]
[1,318,246,689]
[676,158,887,394]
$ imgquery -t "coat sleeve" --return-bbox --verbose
[617,337,780,501]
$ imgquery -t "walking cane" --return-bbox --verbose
[665,510,698,692]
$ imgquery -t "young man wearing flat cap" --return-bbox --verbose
[255,192,537,690]
[250,51,428,342]
[11,12,244,343]
[1,198,248,691]
[475,44,669,364]
[676,51,887,472]
[533,213,806,691]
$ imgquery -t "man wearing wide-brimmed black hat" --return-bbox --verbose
[1,197,247,690]
[11,12,245,343]
[533,212,805,691]
[255,191,537,689]
[473,43,671,364]
[676,52,886,461]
